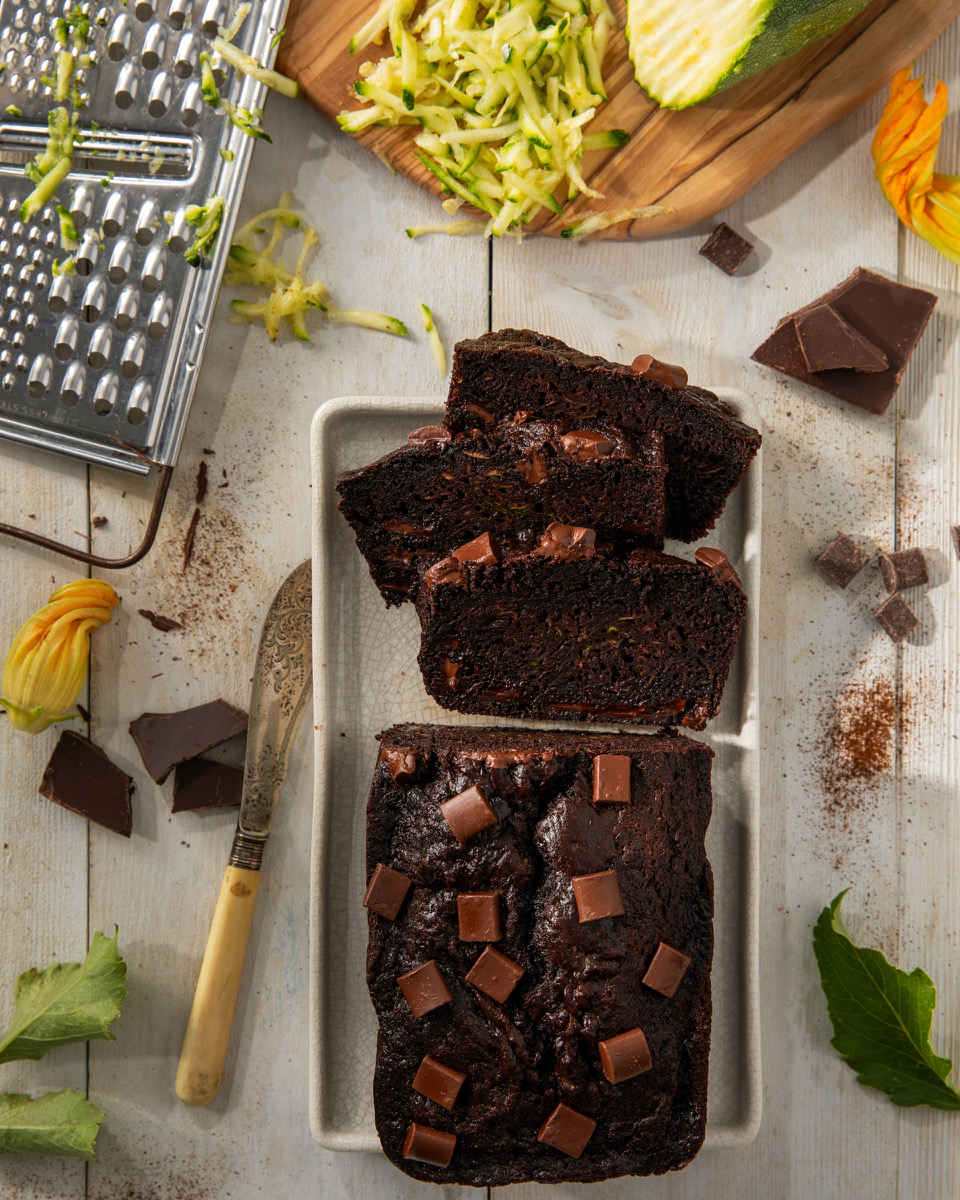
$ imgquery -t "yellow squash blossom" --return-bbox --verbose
[872,67,960,265]
[1,579,119,734]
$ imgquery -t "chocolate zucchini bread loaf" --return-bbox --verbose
[415,526,747,730]
[445,329,761,543]
[337,420,666,605]
[365,723,714,1185]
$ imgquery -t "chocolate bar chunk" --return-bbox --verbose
[874,593,919,643]
[538,1104,597,1158]
[465,946,524,1004]
[457,892,502,941]
[572,870,625,922]
[592,755,631,805]
[39,731,133,837]
[397,960,452,1017]
[815,533,869,588]
[439,784,498,844]
[795,305,888,373]
[412,1056,466,1110]
[403,1123,456,1167]
[129,698,247,784]
[878,548,929,593]
[598,1028,652,1084]
[642,942,692,998]
[752,268,937,416]
[171,758,243,812]
[698,222,754,275]
[363,863,413,921]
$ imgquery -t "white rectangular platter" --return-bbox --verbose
[309,392,762,1154]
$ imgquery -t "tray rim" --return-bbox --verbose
[309,390,763,1154]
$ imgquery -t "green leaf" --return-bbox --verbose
[0,931,127,1064]
[0,1091,105,1160]
[813,890,960,1110]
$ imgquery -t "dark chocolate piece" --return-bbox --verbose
[643,942,692,998]
[457,892,502,941]
[694,546,742,589]
[598,1027,652,1083]
[138,608,183,632]
[465,945,524,1004]
[874,593,919,643]
[698,222,753,275]
[412,1056,466,1110]
[39,731,133,838]
[407,425,451,446]
[128,699,248,785]
[182,505,201,569]
[537,1104,596,1158]
[397,960,452,1017]
[815,533,870,588]
[752,267,937,417]
[631,353,688,391]
[795,305,888,373]
[380,747,418,784]
[592,754,631,805]
[403,1122,456,1167]
[171,757,242,812]
[952,526,960,561]
[535,522,596,560]
[363,863,413,920]
[878,547,929,593]
[452,532,500,565]
[91,515,108,529]
[439,784,498,843]
[572,870,625,922]
[195,460,209,505]
[560,430,615,460]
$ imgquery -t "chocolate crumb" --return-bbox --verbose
[182,507,201,571]
[195,461,209,506]
[92,515,108,529]
[815,532,869,588]
[138,608,183,632]
[76,703,90,723]
[202,447,215,455]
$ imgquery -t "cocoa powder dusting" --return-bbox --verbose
[818,676,896,827]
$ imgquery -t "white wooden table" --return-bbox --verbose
[3,20,960,1200]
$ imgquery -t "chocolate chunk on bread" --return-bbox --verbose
[337,420,666,606]
[446,329,761,542]
[415,527,747,730]
[366,723,714,1185]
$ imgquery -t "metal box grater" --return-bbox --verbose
[0,0,289,480]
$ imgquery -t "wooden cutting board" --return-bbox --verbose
[277,0,960,240]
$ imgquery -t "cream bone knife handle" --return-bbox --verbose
[175,829,266,1106]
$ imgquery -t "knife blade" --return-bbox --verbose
[175,559,312,1106]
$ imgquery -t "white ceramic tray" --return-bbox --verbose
[309,392,762,1153]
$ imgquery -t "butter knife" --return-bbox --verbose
[175,559,312,1106]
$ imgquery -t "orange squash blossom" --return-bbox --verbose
[873,67,960,265]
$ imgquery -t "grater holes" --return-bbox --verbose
[167,0,190,30]
[126,379,151,423]
[141,21,165,69]
[25,312,37,330]
[15,353,29,372]
[6,73,21,91]
[141,244,164,292]
[2,374,14,392]
[20,289,34,309]
[147,292,171,338]
[108,238,131,283]
[134,199,158,244]
[147,71,172,117]
[75,232,99,275]
[107,12,132,60]
[120,332,145,378]
[38,57,53,77]
[30,10,45,34]
[71,186,94,232]
[24,78,41,98]
[61,362,85,406]
[115,286,138,330]
[8,305,22,325]
[0,240,9,258]
[27,355,52,398]
[115,62,138,107]
[81,277,106,321]
[48,274,72,312]
[87,327,112,370]
[21,53,35,73]
[44,229,59,248]
[173,30,198,77]
[55,315,79,360]
[134,0,154,20]
[93,372,118,414]
[102,193,126,237]
[165,208,189,254]
[181,80,203,126]
[200,0,225,39]
[12,330,24,348]
[35,272,49,291]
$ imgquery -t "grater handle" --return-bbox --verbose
[0,464,173,569]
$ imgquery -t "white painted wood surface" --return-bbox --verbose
[2,18,960,1198]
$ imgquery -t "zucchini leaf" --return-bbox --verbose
[0,931,127,1065]
[813,891,960,1110]
[0,1090,105,1160]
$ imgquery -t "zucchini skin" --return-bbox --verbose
[629,0,875,110]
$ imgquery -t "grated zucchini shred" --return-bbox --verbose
[226,198,408,343]
[418,301,446,376]
[340,0,628,237]
[560,203,672,238]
